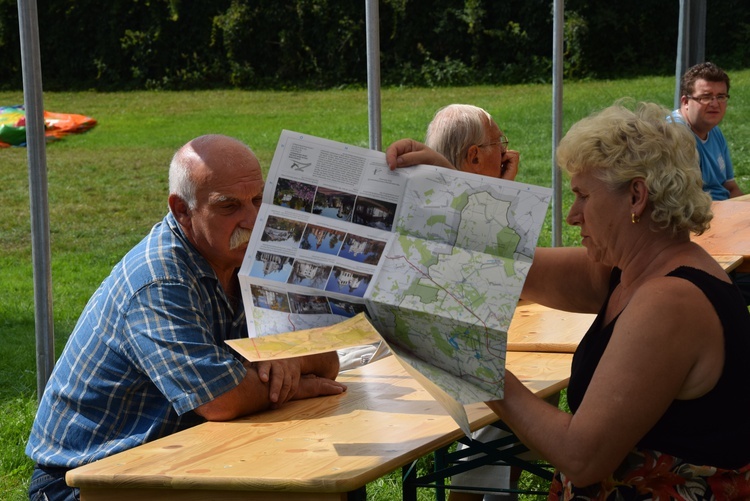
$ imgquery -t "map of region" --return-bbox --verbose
[365,169,550,427]
[228,313,380,362]
[367,235,529,401]
[237,131,552,434]
[395,169,549,261]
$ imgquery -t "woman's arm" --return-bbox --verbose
[521,247,612,313]
[488,276,722,486]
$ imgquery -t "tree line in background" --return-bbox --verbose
[0,0,748,91]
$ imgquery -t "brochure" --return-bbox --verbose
[234,130,552,433]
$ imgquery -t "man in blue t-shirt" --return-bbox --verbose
[672,62,744,201]
[672,63,749,305]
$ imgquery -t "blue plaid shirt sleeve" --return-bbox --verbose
[122,279,247,416]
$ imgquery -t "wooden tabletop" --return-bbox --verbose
[504,252,742,355]
[692,201,750,273]
[711,254,745,274]
[507,300,594,353]
[67,352,572,501]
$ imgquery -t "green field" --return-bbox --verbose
[2,73,749,500]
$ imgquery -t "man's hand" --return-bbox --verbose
[385,139,455,171]
[290,374,347,403]
[725,179,744,199]
[500,149,520,180]
[256,358,302,405]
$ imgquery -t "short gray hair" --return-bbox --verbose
[425,104,492,169]
[168,144,198,210]
[169,134,241,211]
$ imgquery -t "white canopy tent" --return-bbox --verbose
[22,0,707,396]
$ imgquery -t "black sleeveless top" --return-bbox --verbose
[567,266,750,469]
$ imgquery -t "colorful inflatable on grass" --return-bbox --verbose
[0,105,97,147]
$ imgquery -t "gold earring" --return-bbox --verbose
[631,213,640,224]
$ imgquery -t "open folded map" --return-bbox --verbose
[231,130,552,433]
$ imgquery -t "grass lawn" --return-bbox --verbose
[2,72,749,500]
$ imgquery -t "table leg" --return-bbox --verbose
[347,486,367,501]
[403,461,418,501]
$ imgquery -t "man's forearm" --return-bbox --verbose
[300,351,340,379]
[726,180,744,198]
[195,365,272,421]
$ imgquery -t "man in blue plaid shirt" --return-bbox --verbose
[26,134,346,501]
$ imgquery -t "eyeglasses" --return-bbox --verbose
[686,94,730,105]
[478,134,509,152]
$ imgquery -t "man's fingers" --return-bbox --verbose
[385,139,419,169]
[500,150,520,180]
[289,376,348,402]
[256,361,271,382]
[275,372,297,405]
[263,359,304,404]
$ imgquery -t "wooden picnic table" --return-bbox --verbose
[692,201,750,273]
[507,300,593,354]
[66,352,572,501]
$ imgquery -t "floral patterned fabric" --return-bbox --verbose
[548,449,750,500]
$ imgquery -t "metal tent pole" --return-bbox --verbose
[18,0,55,400]
[365,0,382,151]
[551,0,564,247]
[674,0,706,108]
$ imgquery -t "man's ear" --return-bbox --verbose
[169,194,192,228]
[465,145,480,166]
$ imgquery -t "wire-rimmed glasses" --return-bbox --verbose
[686,94,730,105]
[478,134,509,152]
